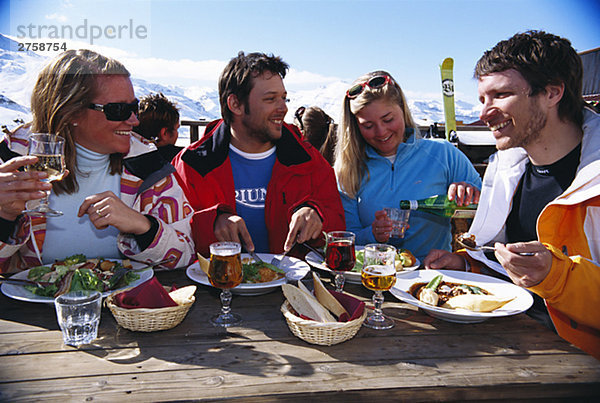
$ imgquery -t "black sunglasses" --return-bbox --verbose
[89,99,139,121]
[346,75,393,99]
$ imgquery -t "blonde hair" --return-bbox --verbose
[30,49,130,194]
[334,70,417,199]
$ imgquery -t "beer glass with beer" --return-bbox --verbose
[23,133,66,217]
[325,231,356,292]
[362,244,397,329]
[208,242,243,327]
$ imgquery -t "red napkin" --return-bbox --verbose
[114,277,178,309]
[329,290,365,322]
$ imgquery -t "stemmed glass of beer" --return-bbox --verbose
[362,244,397,329]
[325,231,356,292]
[207,242,243,327]
[22,133,66,217]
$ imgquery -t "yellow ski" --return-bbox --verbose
[440,57,457,141]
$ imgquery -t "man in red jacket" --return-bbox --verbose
[173,51,345,256]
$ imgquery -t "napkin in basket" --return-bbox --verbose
[329,290,365,322]
[114,277,178,309]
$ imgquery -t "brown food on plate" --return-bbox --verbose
[458,233,477,248]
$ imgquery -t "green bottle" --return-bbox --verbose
[399,195,477,218]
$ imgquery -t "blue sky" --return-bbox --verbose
[1,0,599,105]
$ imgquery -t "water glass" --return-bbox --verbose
[54,291,102,346]
[383,208,410,238]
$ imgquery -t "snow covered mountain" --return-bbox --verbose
[0,34,481,142]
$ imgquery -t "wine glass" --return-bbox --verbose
[325,231,356,292]
[362,243,397,329]
[207,242,243,327]
[22,133,66,217]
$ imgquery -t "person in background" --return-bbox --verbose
[134,92,183,162]
[335,70,481,261]
[424,30,600,359]
[0,49,195,272]
[173,51,345,256]
[295,106,337,165]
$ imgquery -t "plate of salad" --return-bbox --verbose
[1,254,154,304]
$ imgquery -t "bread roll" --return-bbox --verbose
[312,272,348,318]
[169,285,197,305]
[282,284,336,322]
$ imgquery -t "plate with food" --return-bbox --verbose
[1,255,154,304]
[305,247,420,284]
[389,269,533,323]
[186,253,310,296]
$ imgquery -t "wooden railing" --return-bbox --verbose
[180,119,210,143]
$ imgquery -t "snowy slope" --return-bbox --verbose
[0,33,481,141]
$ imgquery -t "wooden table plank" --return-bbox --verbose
[0,269,598,401]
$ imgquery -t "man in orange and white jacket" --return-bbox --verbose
[424,31,600,359]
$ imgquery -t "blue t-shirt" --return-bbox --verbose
[229,144,276,253]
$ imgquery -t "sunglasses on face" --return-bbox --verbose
[88,99,139,121]
[346,75,393,99]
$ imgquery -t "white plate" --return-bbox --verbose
[389,269,534,323]
[1,261,154,304]
[186,253,310,296]
[304,249,420,284]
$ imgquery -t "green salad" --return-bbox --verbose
[26,254,140,297]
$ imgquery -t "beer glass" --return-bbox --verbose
[362,243,397,329]
[324,231,356,292]
[207,242,243,327]
[23,134,66,217]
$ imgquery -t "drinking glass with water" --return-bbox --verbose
[54,290,102,346]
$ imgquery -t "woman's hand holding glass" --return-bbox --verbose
[77,190,152,234]
[0,156,52,221]
[22,134,66,217]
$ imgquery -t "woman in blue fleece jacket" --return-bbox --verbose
[334,71,481,261]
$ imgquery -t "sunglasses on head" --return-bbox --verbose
[88,99,139,121]
[346,75,393,99]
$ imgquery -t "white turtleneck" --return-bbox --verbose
[43,144,121,263]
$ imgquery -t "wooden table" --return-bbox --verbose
[1,268,599,401]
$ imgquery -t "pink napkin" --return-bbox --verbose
[114,277,178,309]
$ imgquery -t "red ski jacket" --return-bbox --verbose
[173,120,345,256]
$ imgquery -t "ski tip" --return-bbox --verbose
[441,58,454,69]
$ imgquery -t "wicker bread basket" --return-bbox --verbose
[106,287,195,332]
[281,300,367,346]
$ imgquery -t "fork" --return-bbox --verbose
[270,241,297,268]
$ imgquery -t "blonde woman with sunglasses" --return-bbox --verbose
[334,70,481,261]
[0,50,195,273]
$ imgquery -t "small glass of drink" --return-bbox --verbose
[383,207,410,238]
[208,241,243,327]
[325,231,356,292]
[54,290,102,346]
